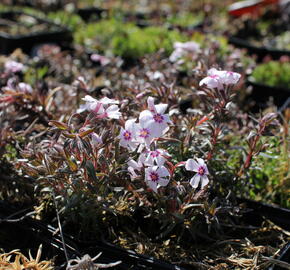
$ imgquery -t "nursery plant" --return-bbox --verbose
[1,48,288,268]
[74,19,187,59]
[250,60,290,89]
[0,1,289,268]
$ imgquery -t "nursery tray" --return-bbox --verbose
[0,11,72,55]
[77,7,108,21]
[0,200,186,270]
[238,198,290,231]
[269,242,290,270]
[245,78,290,111]
[229,36,290,61]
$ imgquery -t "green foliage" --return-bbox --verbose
[249,136,289,208]
[47,11,83,32]
[167,12,204,27]
[74,19,187,58]
[251,61,290,89]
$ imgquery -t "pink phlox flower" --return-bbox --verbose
[135,121,156,148]
[127,159,143,180]
[118,119,139,151]
[100,104,122,119]
[78,95,121,119]
[174,41,200,53]
[146,71,165,81]
[199,72,223,90]
[91,132,103,146]
[170,41,200,62]
[5,60,24,73]
[18,82,33,94]
[208,68,241,85]
[2,79,32,94]
[138,149,169,166]
[90,54,110,66]
[169,48,184,62]
[185,158,209,189]
[139,97,171,137]
[199,68,241,89]
[145,165,170,193]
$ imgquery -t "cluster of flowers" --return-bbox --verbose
[2,60,33,94]
[169,41,200,62]
[199,68,241,89]
[78,67,241,193]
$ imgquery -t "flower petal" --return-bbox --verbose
[200,175,209,189]
[185,159,199,172]
[158,177,169,187]
[190,174,200,188]
[155,104,168,114]
[157,166,170,177]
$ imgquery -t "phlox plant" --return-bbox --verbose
[0,53,279,246]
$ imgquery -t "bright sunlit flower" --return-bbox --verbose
[18,82,33,94]
[136,121,156,148]
[127,159,143,180]
[169,41,200,62]
[118,119,139,151]
[77,95,121,119]
[139,97,171,138]
[145,166,170,193]
[138,149,169,166]
[199,68,241,89]
[185,158,209,189]
[90,54,110,66]
[208,68,241,85]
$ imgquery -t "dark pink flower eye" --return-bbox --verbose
[150,172,159,182]
[123,131,132,141]
[150,150,160,158]
[153,113,164,123]
[139,128,150,138]
[198,166,205,176]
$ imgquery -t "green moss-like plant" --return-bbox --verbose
[74,19,187,59]
[251,61,290,89]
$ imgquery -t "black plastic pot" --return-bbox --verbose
[238,198,290,269]
[0,200,186,270]
[77,7,108,21]
[245,79,290,111]
[269,242,290,270]
[0,11,72,55]
[229,36,290,61]
[238,198,290,232]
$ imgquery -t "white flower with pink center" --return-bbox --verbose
[139,149,169,166]
[18,83,33,94]
[77,95,121,119]
[136,121,156,148]
[101,104,121,119]
[5,60,24,73]
[170,41,200,62]
[199,74,222,90]
[139,97,171,138]
[200,68,241,89]
[91,132,102,146]
[185,158,209,189]
[127,159,143,180]
[90,54,110,66]
[145,166,170,193]
[208,68,241,85]
[118,119,139,151]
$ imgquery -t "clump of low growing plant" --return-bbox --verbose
[251,60,290,89]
